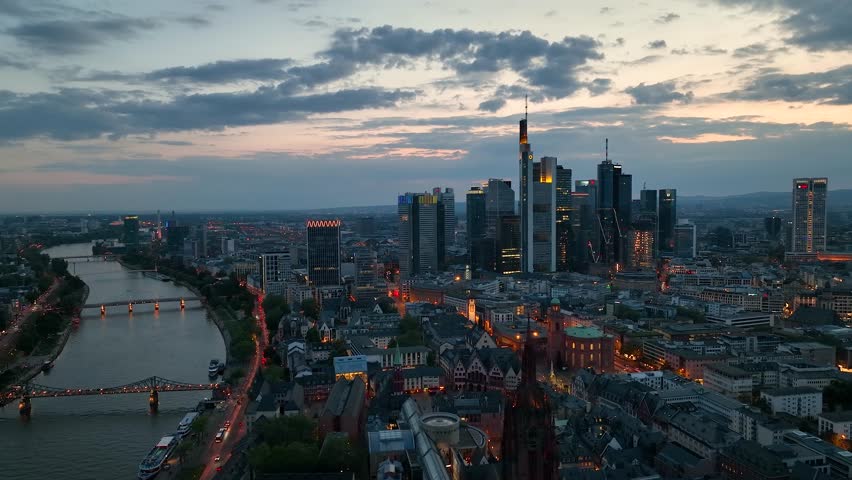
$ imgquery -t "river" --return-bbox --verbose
[0,243,226,480]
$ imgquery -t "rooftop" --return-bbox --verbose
[564,326,606,339]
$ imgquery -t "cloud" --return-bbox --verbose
[0,86,416,141]
[646,39,667,49]
[625,81,694,104]
[726,64,852,105]
[700,45,728,55]
[732,42,787,59]
[146,58,293,83]
[8,17,159,54]
[670,48,689,55]
[544,10,557,17]
[600,7,613,14]
[0,53,30,69]
[477,98,506,112]
[588,78,612,96]
[715,0,852,51]
[321,25,603,99]
[656,12,680,23]
[176,15,211,28]
[622,55,663,66]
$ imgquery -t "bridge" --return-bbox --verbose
[2,376,227,415]
[56,255,118,261]
[83,297,203,310]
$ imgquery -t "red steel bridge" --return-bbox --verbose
[82,297,202,309]
[2,376,226,414]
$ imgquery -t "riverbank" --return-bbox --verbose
[0,281,90,390]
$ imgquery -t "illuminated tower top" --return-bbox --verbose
[519,95,529,145]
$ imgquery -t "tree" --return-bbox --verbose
[263,365,285,383]
[50,258,69,277]
[176,439,193,462]
[301,299,319,320]
[257,415,317,446]
[305,327,320,343]
[191,415,209,443]
[824,380,852,411]
[318,435,360,473]
[330,339,348,358]
[231,339,255,362]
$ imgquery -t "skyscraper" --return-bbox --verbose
[466,186,492,271]
[555,165,572,271]
[596,140,632,265]
[573,180,598,264]
[398,192,440,280]
[630,218,656,268]
[485,178,515,237]
[638,188,659,258]
[306,219,341,286]
[434,187,455,250]
[675,221,697,258]
[518,107,557,272]
[519,111,534,273]
[658,189,677,257]
[496,215,522,275]
[792,178,828,253]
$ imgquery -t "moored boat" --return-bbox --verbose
[138,434,177,480]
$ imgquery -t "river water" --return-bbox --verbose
[0,243,226,479]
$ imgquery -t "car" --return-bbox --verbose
[214,455,221,463]
[216,466,222,472]
[224,421,231,430]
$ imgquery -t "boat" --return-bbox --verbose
[208,359,220,377]
[41,360,54,372]
[137,434,178,480]
[176,412,199,438]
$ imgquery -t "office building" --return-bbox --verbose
[123,215,140,247]
[792,178,828,253]
[496,215,522,275]
[555,165,572,272]
[354,248,378,289]
[306,219,341,286]
[485,178,515,237]
[630,218,656,268]
[434,187,455,249]
[259,252,291,295]
[398,192,440,280]
[596,140,632,266]
[466,186,493,272]
[658,189,677,256]
[518,111,557,272]
[675,221,697,258]
[640,189,658,217]
[573,180,598,264]
[764,216,782,241]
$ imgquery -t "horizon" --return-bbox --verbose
[0,0,850,211]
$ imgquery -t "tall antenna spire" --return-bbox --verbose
[525,94,528,121]
[605,138,609,163]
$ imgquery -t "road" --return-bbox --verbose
[0,279,61,362]
[197,293,268,480]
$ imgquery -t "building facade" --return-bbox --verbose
[306,219,341,286]
[792,178,828,253]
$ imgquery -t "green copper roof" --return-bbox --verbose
[563,326,605,339]
[550,298,561,306]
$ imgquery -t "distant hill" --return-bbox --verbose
[679,189,852,211]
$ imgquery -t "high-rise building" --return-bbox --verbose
[123,215,140,247]
[354,248,378,288]
[555,166,572,271]
[573,180,599,264]
[466,186,492,271]
[306,219,341,286]
[485,178,515,237]
[658,189,677,256]
[496,215,522,275]
[518,110,557,272]
[640,189,657,215]
[433,187,455,249]
[638,189,659,258]
[792,178,828,253]
[258,252,291,295]
[630,218,656,268]
[764,216,782,241]
[398,192,440,280]
[596,140,632,265]
[675,221,697,258]
[501,320,558,480]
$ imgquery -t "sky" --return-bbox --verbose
[0,0,850,213]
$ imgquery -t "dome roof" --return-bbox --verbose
[550,298,561,306]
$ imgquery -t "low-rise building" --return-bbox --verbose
[817,411,852,439]
[761,387,823,418]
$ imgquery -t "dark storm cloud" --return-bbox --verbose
[625,81,694,104]
[646,40,667,49]
[715,0,852,51]
[145,58,294,83]
[726,65,852,105]
[477,98,506,112]
[656,13,680,24]
[8,17,159,54]
[0,86,415,141]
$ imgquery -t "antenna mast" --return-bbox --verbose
[605,138,609,162]
[524,94,528,121]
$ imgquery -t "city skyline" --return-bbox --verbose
[0,0,850,212]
